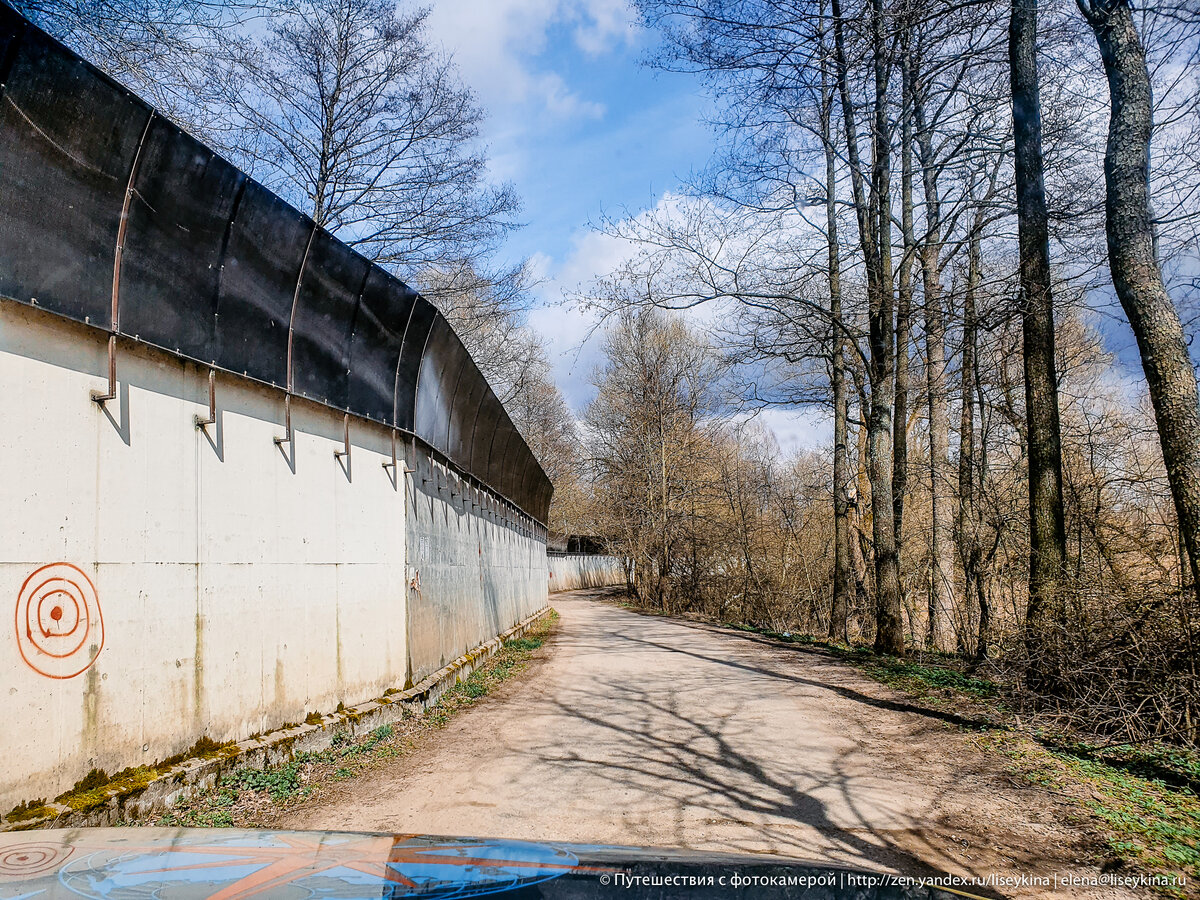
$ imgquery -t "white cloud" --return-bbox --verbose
[524,219,647,410]
[750,407,832,455]
[568,0,639,55]
[526,192,745,411]
[526,195,838,463]
[424,0,635,122]
[536,71,606,119]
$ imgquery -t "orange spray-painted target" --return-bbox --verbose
[0,842,74,879]
[14,563,103,679]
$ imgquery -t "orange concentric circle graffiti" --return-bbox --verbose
[14,563,103,679]
[0,842,73,878]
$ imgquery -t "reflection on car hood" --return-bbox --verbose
[0,828,983,899]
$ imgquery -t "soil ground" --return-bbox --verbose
[274,589,1144,899]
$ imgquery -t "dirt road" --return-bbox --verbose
[281,590,1132,898]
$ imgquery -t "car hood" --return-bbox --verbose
[0,827,984,899]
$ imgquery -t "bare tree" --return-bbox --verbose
[1009,0,1070,680]
[1078,0,1200,598]
[820,3,854,645]
[584,310,726,610]
[210,0,519,276]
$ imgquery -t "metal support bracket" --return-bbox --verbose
[382,430,398,471]
[274,394,293,446]
[383,429,413,473]
[94,113,153,407]
[90,334,118,404]
[334,413,351,461]
[194,369,216,429]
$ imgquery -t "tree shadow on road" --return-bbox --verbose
[527,628,1009,897]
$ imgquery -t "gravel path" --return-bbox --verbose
[279,590,1137,899]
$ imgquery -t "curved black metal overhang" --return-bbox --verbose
[0,4,552,526]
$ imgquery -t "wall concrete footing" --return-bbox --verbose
[1,605,552,832]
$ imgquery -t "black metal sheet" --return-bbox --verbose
[447,357,488,465]
[119,118,245,362]
[513,455,535,524]
[518,445,550,522]
[469,393,503,478]
[393,296,437,432]
[214,180,310,386]
[492,419,522,501]
[506,434,530,513]
[484,417,514,499]
[0,4,25,80]
[520,458,546,524]
[501,419,529,503]
[291,229,369,408]
[347,267,416,424]
[0,22,150,324]
[538,474,554,522]
[413,317,464,456]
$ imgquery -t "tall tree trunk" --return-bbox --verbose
[822,16,853,643]
[832,0,903,654]
[894,36,914,615]
[959,213,989,659]
[1010,0,1069,682]
[868,0,902,655]
[910,51,956,652]
[1082,0,1200,597]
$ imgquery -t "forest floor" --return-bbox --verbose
[159,588,1197,899]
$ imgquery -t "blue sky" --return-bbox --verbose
[427,1,707,266]
[424,1,706,405]
[423,1,836,452]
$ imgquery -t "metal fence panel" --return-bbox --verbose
[393,296,437,432]
[485,420,514,501]
[413,317,462,456]
[347,267,416,425]
[469,393,504,479]
[291,229,370,408]
[120,119,245,362]
[447,357,488,466]
[214,180,308,387]
[0,22,150,325]
[0,4,23,73]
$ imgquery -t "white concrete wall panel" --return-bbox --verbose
[0,303,416,810]
[548,554,626,593]
[404,448,548,685]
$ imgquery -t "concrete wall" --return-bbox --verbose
[548,554,626,593]
[0,300,546,811]
[405,446,548,684]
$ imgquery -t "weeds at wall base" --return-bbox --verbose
[159,610,558,828]
[1,607,555,833]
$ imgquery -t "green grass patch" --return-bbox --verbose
[225,761,304,801]
[979,731,1199,896]
[1043,739,1200,797]
[859,657,999,700]
[504,636,544,651]
[715,618,1000,703]
[430,613,557,724]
